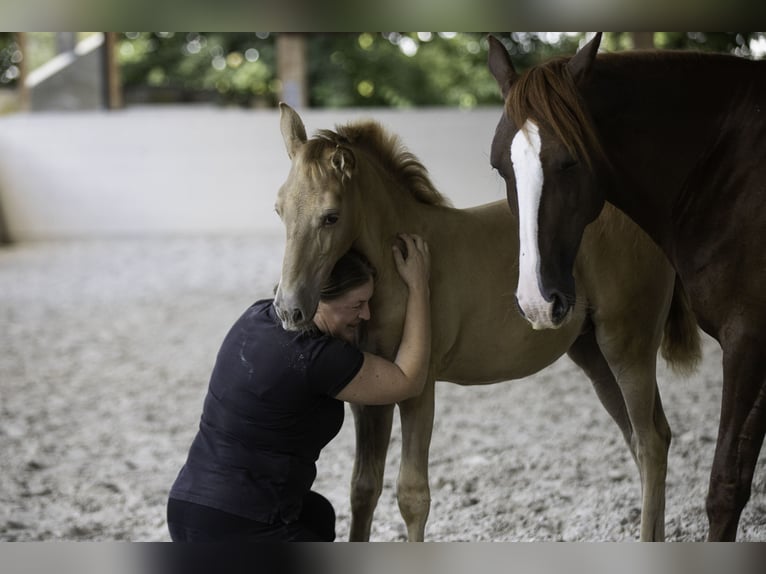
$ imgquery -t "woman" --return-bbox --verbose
[167,233,431,541]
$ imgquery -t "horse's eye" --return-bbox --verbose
[322,213,339,226]
[559,159,578,172]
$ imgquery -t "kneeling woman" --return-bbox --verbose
[167,233,431,541]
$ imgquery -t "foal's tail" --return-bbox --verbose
[661,276,702,375]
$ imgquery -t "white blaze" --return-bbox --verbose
[510,120,557,329]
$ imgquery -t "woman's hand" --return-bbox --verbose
[393,233,430,291]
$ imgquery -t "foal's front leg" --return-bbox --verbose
[396,377,436,542]
[349,403,395,541]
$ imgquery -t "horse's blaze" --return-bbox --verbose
[510,120,557,330]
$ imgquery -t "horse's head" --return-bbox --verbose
[274,103,360,331]
[488,33,607,330]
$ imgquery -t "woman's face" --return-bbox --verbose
[313,278,374,344]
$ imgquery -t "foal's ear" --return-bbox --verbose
[331,146,355,182]
[487,35,518,99]
[567,32,602,85]
[279,102,307,159]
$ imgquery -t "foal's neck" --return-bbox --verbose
[353,157,433,285]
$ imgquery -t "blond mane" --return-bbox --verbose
[302,120,452,207]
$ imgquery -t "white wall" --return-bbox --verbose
[0,106,507,240]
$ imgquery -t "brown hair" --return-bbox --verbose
[506,57,606,170]
[320,249,377,301]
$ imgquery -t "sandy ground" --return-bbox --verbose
[1,234,765,542]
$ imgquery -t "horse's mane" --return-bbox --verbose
[506,56,606,169]
[304,121,452,207]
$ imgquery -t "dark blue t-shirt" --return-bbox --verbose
[169,299,364,523]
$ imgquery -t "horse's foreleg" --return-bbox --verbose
[348,403,395,541]
[396,378,436,542]
[706,331,766,541]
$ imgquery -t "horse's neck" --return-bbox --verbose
[353,157,435,268]
[351,157,440,353]
[591,54,762,255]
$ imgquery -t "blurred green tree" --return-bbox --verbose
[111,32,766,108]
[0,33,22,87]
[118,32,277,106]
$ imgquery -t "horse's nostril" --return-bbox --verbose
[291,309,304,324]
[550,292,570,324]
[514,295,527,319]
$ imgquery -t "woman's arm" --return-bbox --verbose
[335,234,431,405]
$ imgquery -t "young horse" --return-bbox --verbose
[273,103,699,541]
[488,33,766,541]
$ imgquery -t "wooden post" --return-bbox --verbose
[103,32,123,109]
[276,33,308,108]
[630,32,655,50]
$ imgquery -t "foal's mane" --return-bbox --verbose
[506,56,606,169]
[305,121,452,207]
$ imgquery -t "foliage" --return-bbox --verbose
[308,33,496,107]
[116,32,591,108]
[0,33,22,87]
[654,32,760,56]
[118,32,277,106]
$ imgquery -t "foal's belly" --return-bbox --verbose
[434,306,585,386]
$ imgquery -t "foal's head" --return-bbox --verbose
[488,33,607,329]
[274,104,361,331]
[274,103,447,331]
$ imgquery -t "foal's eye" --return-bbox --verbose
[322,213,339,226]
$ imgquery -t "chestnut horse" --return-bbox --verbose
[488,32,766,540]
[273,103,699,541]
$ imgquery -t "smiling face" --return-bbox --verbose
[313,278,374,344]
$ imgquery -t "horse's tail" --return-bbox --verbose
[661,275,702,375]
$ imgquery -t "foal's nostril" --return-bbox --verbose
[550,291,570,324]
[291,309,304,324]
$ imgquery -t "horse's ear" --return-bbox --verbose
[331,146,355,182]
[279,102,307,159]
[567,32,602,85]
[487,35,518,99]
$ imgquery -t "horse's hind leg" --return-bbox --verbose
[706,328,766,541]
[568,323,670,541]
[349,403,395,541]
[396,378,436,541]
[596,328,671,542]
